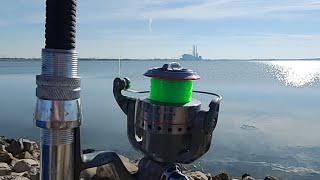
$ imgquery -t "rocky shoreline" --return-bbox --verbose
[0,136,280,180]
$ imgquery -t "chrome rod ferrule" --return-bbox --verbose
[41,48,78,77]
[34,99,82,129]
[36,49,81,100]
[40,129,75,180]
[35,48,82,180]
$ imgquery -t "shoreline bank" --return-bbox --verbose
[0,136,280,180]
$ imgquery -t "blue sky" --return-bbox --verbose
[0,0,320,59]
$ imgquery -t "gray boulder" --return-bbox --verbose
[241,173,255,180]
[95,155,138,180]
[12,177,29,180]
[242,176,255,180]
[29,173,40,180]
[5,140,24,156]
[12,159,39,173]
[118,155,138,172]
[211,172,231,180]
[0,136,7,146]
[0,162,11,176]
[31,152,40,160]
[10,158,19,167]
[0,145,6,152]
[0,152,14,164]
[81,167,97,180]
[265,176,280,180]
[185,171,208,180]
[9,171,29,177]
[16,152,33,160]
[96,164,119,180]
[21,139,37,153]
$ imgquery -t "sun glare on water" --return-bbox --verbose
[262,61,320,87]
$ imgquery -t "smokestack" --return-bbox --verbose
[192,45,195,57]
[196,46,198,58]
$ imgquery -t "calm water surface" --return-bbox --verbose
[0,60,320,179]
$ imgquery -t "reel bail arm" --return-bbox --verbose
[113,77,135,115]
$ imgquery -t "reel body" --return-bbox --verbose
[113,62,221,164]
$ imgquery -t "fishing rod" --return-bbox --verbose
[34,0,132,179]
[34,0,222,179]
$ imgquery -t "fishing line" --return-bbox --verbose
[118,51,121,77]
[117,25,123,77]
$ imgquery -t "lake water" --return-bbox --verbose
[0,60,320,179]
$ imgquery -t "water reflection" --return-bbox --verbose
[262,61,320,87]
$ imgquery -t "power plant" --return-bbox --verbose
[180,45,202,61]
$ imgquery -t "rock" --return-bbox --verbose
[123,162,138,173]
[0,162,11,176]
[21,139,37,153]
[33,144,39,151]
[0,152,14,164]
[12,159,39,173]
[0,137,284,180]
[206,173,212,179]
[118,155,138,172]
[4,138,15,145]
[24,166,40,180]
[0,137,8,146]
[95,154,138,179]
[12,177,29,180]
[96,163,120,180]
[17,152,33,159]
[5,140,24,156]
[10,158,19,166]
[264,176,280,180]
[10,171,29,177]
[0,145,6,152]
[242,178,255,180]
[242,177,255,180]
[13,160,30,173]
[29,172,40,180]
[211,172,231,180]
[31,152,40,160]
[185,171,208,180]
[241,173,255,180]
[81,167,97,180]
[118,155,130,163]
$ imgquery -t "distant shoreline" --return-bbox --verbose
[1,57,320,61]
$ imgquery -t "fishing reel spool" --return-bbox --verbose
[114,62,221,169]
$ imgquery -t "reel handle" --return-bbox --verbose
[80,151,134,180]
[72,128,134,180]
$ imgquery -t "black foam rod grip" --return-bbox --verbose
[45,0,76,50]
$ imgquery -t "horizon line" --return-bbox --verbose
[1,57,320,61]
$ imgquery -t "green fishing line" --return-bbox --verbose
[149,78,193,103]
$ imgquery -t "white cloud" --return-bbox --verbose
[76,0,320,22]
[142,0,320,20]
[2,0,320,25]
[148,17,153,32]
